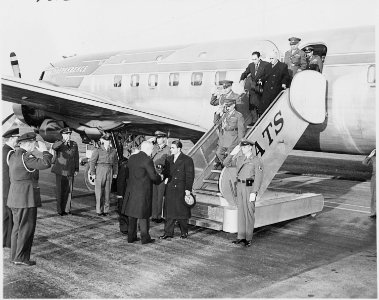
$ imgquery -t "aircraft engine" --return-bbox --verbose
[38,119,66,143]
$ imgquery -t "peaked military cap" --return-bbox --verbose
[100,133,111,140]
[60,127,72,134]
[289,37,301,45]
[224,98,236,105]
[240,139,254,146]
[220,80,233,86]
[17,132,37,143]
[304,46,314,53]
[154,131,167,137]
[2,127,20,138]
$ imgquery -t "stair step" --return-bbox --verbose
[194,189,220,196]
[211,170,222,173]
[203,179,218,184]
[188,216,223,231]
[191,202,224,222]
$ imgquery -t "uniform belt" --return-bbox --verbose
[97,163,112,165]
[223,128,238,131]
[237,179,254,183]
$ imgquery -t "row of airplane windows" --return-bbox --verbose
[113,71,228,88]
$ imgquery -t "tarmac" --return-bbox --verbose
[2,150,377,298]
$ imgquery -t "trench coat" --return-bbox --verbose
[121,151,161,219]
[163,152,195,219]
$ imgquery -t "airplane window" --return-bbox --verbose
[169,73,179,86]
[214,71,227,85]
[114,75,122,87]
[131,74,140,87]
[148,74,158,87]
[191,72,203,86]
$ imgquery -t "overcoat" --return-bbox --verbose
[51,140,79,176]
[121,151,161,219]
[260,61,290,114]
[7,148,53,208]
[163,152,195,219]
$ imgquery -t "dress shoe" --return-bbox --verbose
[180,233,188,239]
[97,213,102,216]
[244,240,253,247]
[120,231,128,235]
[369,214,376,219]
[57,212,67,216]
[102,213,109,216]
[155,218,164,224]
[151,218,158,223]
[142,239,155,245]
[232,239,246,244]
[13,260,36,266]
[159,234,172,240]
[128,237,140,243]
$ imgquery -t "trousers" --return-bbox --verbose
[10,207,37,262]
[236,182,255,241]
[55,174,74,214]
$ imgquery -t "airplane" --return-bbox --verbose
[2,25,376,185]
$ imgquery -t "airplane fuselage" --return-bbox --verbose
[15,26,379,154]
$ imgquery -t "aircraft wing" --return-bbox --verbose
[1,75,206,140]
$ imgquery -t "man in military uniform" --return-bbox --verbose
[239,51,270,122]
[284,37,307,79]
[151,131,170,223]
[304,46,323,73]
[211,80,251,127]
[214,97,245,169]
[89,133,118,216]
[51,127,79,216]
[7,132,53,266]
[2,127,20,248]
[223,139,263,247]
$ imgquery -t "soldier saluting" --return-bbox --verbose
[223,139,263,247]
[213,82,245,169]
[7,132,53,266]
[51,127,79,216]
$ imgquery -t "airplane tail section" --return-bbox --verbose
[188,71,327,231]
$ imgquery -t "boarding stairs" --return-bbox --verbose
[188,71,327,232]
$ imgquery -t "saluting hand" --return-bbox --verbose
[113,174,117,179]
[74,171,78,177]
[185,190,191,196]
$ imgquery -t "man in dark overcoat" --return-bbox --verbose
[239,51,270,121]
[160,140,195,239]
[259,51,291,115]
[121,141,161,244]
[2,127,20,248]
[51,127,79,216]
[7,132,53,266]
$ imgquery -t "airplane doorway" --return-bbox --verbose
[301,43,328,72]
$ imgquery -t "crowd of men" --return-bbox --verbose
[2,36,327,266]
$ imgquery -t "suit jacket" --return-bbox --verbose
[7,148,53,208]
[240,60,270,83]
[51,140,79,177]
[224,151,264,194]
[2,144,14,206]
[260,61,290,114]
[121,151,161,219]
[163,152,195,219]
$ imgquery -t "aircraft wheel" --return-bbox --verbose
[84,163,96,192]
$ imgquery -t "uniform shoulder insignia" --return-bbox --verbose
[28,154,35,158]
